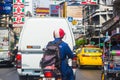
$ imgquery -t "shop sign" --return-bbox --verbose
[0,3,12,14]
[81,0,97,5]
[13,15,24,27]
[50,5,60,17]
[13,4,24,15]
[35,8,49,14]
[13,0,24,5]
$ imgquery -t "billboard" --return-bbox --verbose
[50,5,60,17]
[67,6,82,18]
[35,8,49,14]
[0,3,12,14]
[13,0,25,27]
[4,0,13,3]
[81,0,98,5]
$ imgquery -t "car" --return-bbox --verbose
[76,45,103,68]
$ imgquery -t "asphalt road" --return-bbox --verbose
[75,67,101,80]
[0,67,20,80]
[0,66,101,80]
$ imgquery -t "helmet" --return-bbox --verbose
[53,28,65,39]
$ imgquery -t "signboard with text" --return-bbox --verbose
[4,0,13,3]
[50,5,60,17]
[13,15,24,27]
[81,0,97,5]
[35,8,49,14]
[13,0,24,5]
[13,0,25,27]
[0,3,12,14]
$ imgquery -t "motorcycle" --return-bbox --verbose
[101,33,120,80]
[41,65,62,80]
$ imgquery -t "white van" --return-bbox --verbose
[17,17,75,79]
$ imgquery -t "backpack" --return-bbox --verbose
[40,41,62,69]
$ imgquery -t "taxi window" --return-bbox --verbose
[84,48,102,53]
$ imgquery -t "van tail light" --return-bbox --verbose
[44,71,53,78]
[16,54,21,68]
[72,56,77,68]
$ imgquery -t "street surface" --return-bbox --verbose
[75,67,101,80]
[0,67,20,80]
[0,66,101,80]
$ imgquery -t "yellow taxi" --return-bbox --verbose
[76,45,103,68]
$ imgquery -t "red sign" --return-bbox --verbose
[81,0,97,5]
[13,15,24,27]
[13,0,24,5]
[13,4,24,15]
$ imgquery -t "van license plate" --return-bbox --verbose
[43,78,55,80]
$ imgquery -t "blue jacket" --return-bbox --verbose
[52,38,75,80]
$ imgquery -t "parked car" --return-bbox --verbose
[76,45,103,68]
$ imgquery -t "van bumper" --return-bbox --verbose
[17,69,44,78]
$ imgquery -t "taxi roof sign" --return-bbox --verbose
[68,17,73,22]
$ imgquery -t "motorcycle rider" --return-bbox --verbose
[52,28,75,80]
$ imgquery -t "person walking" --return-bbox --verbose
[51,28,75,80]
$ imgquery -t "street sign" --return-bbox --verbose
[50,5,60,17]
[13,4,24,15]
[13,0,25,27]
[81,0,97,5]
[35,8,49,14]
[68,17,73,22]
[72,20,78,25]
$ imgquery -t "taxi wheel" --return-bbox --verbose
[78,60,83,69]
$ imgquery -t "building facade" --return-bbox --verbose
[82,0,113,38]
[101,0,120,36]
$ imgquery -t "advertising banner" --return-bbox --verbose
[13,0,24,4]
[0,3,12,14]
[4,0,12,3]
[13,0,25,27]
[0,28,9,50]
[35,8,49,14]
[81,0,97,5]
[50,5,60,17]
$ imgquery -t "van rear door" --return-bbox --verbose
[18,18,75,75]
